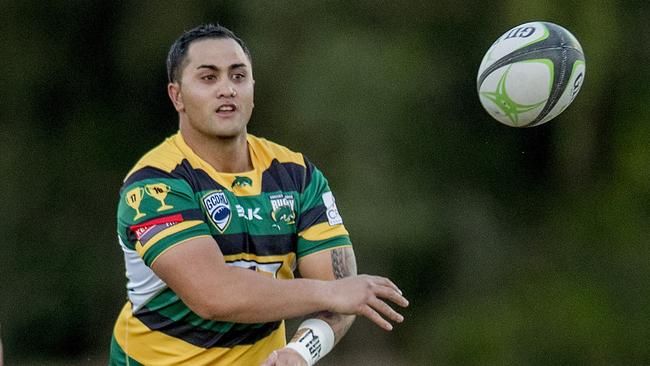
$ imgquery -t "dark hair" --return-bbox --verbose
[166,23,251,83]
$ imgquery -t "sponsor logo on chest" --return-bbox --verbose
[236,205,262,221]
[202,190,232,233]
[269,193,296,227]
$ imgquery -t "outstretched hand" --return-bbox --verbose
[326,274,409,331]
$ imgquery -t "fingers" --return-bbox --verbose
[368,296,404,324]
[373,282,409,308]
[357,276,409,331]
[330,274,409,331]
[371,275,403,295]
[360,304,394,331]
[361,296,405,332]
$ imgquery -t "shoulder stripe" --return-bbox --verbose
[248,135,305,168]
[261,161,305,193]
[174,161,227,192]
[123,167,177,193]
[125,135,185,177]
[303,157,315,192]
[136,220,204,256]
[299,222,349,241]
[134,307,281,348]
[124,209,205,242]
[296,205,327,232]
[123,161,227,195]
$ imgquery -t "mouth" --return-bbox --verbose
[216,103,237,115]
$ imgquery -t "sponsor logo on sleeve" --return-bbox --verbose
[125,187,147,220]
[322,191,343,226]
[129,213,183,244]
[144,183,174,212]
[125,182,175,221]
[202,190,232,233]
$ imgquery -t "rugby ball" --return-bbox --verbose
[477,21,585,127]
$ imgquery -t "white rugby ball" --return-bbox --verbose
[477,21,585,127]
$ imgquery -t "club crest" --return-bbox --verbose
[269,193,296,227]
[202,190,232,233]
[231,176,253,188]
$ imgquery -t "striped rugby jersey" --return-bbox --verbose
[110,132,351,365]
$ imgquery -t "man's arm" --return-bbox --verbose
[151,236,408,325]
[298,247,359,343]
[262,246,400,366]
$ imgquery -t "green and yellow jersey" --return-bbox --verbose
[110,132,351,365]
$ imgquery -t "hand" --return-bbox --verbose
[260,348,307,366]
[326,274,409,331]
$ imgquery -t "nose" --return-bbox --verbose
[217,85,237,98]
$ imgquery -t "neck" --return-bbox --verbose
[179,128,252,173]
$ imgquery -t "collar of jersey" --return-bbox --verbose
[172,132,263,196]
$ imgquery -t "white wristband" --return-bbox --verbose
[285,318,335,366]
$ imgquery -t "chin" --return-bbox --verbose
[211,129,246,140]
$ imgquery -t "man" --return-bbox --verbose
[109,24,408,366]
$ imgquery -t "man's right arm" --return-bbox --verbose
[150,236,408,327]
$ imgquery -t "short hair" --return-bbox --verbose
[166,23,252,83]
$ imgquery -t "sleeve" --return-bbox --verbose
[296,158,352,258]
[116,168,212,266]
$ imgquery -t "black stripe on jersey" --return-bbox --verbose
[124,209,206,242]
[134,307,281,348]
[303,157,315,193]
[122,167,175,194]
[173,160,226,192]
[215,233,296,256]
[296,205,327,233]
[122,161,227,194]
[261,160,305,193]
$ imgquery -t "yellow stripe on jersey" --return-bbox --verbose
[171,133,246,191]
[127,132,308,196]
[125,135,186,178]
[299,222,350,241]
[222,253,297,280]
[136,220,204,257]
[113,302,285,366]
[247,135,305,170]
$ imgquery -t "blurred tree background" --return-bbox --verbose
[1,0,649,365]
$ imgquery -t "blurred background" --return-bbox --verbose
[2,1,649,365]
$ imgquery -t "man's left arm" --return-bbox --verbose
[262,246,359,366]
[297,246,358,343]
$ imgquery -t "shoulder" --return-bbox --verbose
[124,134,186,181]
[248,134,306,168]
[119,134,197,199]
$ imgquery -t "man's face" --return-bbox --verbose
[173,37,254,140]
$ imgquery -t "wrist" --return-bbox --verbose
[308,278,335,311]
[286,318,335,366]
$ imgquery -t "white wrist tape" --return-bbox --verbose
[285,318,335,366]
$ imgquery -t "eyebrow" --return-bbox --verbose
[196,63,247,72]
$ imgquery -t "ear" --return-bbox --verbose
[167,82,184,112]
